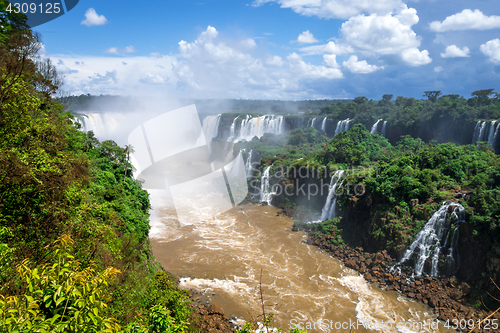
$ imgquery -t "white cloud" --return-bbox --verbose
[440,45,470,58]
[252,0,405,20]
[342,55,383,73]
[401,48,432,66]
[434,66,444,73]
[265,55,284,66]
[140,73,166,85]
[287,52,343,79]
[323,54,339,68]
[52,26,349,99]
[430,9,500,32]
[480,39,500,64]
[240,38,257,49]
[105,46,137,54]
[295,30,319,44]
[81,8,108,27]
[53,55,176,95]
[340,6,420,55]
[299,41,353,55]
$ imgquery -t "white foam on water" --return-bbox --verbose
[338,274,441,333]
[179,277,254,296]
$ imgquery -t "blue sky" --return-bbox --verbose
[36,0,500,100]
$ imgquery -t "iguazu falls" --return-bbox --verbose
[2,1,500,333]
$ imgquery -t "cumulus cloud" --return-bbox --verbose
[480,39,500,64]
[140,73,166,84]
[295,30,319,44]
[252,0,404,20]
[430,9,500,32]
[342,55,383,73]
[323,54,339,68]
[401,48,432,66]
[300,41,353,55]
[340,6,420,55]
[287,53,343,79]
[81,8,108,27]
[440,45,470,58]
[265,55,284,66]
[434,66,444,73]
[88,70,118,85]
[52,54,176,95]
[105,46,137,54]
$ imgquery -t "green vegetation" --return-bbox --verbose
[273,124,500,259]
[0,6,192,332]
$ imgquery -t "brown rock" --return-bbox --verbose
[207,304,224,316]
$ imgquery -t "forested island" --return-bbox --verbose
[2,3,500,333]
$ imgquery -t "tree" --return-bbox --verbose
[353,96,368,104]
[424,91,442,103]
[0,2,40,108]
[382,94,393,101]
[471,89,495,106]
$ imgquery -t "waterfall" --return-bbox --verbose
[493,123,500,152]
[321,117,327,133]
[80,113,129,143]
[202,114,221,142]
[320,170,345,221]
[235,115,284,142]
[227,116,239,142]
[82,113,107,137]
[370,119,383,134]
[334,118,350,136]
[398,202,465,277]
[260,166,275,205]
[245,150,253,178]
[472,121,482,144]
[381,121,387,137]
[478,121,488,144]
[311,117,317,128]
[487,120,497,148]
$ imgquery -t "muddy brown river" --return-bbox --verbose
[149,190,454,333]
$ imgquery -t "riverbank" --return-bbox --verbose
[305,233,500,333]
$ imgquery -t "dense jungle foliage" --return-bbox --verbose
[0,4,192,332]
[270,124,500,255]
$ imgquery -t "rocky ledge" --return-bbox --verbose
[188,303,236,333]
[308,236,500,333]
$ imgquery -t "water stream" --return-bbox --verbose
[149,192,453,333]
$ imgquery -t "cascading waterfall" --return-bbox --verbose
[381,120,387,137]
[227,116,239,142]
[472,121,482,144]
[235,115,284,142]
[311,117,317,128]
[319,170,345,221]
[472,120,500,149]
[245,150,253,179]
[260,165,275,205]
[202,114,221,142]
[370,119,383,134]
[479,122,487,143]
[321,117,327,133]
[82,113,107,138]
[397,201,465,277]
[334,118,350,136]
[487,120,497,149]
[493,124,500,152]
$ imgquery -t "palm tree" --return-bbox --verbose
[123,144,134,181]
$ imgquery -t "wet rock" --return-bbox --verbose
[208,304,224,315]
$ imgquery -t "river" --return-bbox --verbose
[148,190,454,333]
